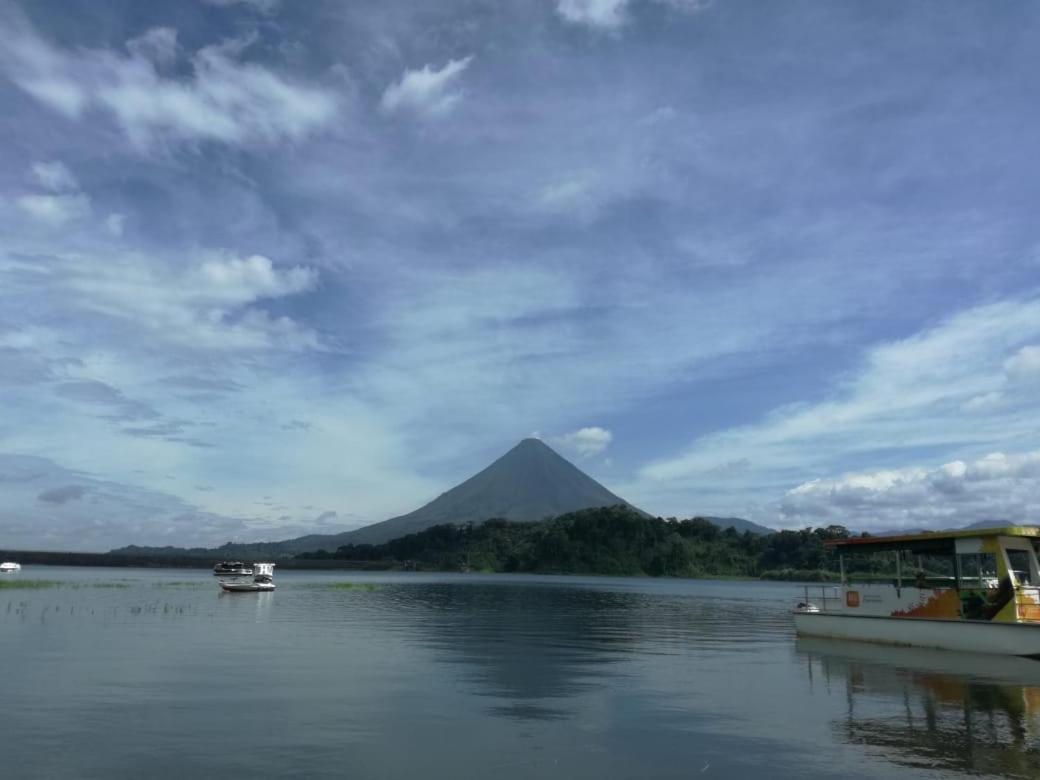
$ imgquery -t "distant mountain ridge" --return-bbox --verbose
[111,438,778,557]
[114,438,649,556]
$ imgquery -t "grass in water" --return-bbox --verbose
[329,582,381,591]
[152,582,208,589]
[0,580,132,590]
[0,579,60,589]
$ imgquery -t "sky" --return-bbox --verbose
[1,0,1039,551]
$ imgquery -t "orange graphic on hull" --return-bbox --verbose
[891,588,962,619]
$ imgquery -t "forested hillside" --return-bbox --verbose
[299,505,861,579]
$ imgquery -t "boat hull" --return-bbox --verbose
[220,582,275,592]
[794,611,1040,657]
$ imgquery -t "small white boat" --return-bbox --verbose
[213,560,253,576]
[219,562,275,592]
[794,526,1040,656]
[0,562,21,573]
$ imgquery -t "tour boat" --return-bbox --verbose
[219,562,275,592]
[0,562,21,573]
[213,560,253,576]
[794,526,1040,656]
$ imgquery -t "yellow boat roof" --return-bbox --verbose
[827,525,1040,553]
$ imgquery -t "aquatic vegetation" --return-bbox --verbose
[0,579,132,590]
[151,581,208,589]
[0,579,60,589]
[329,582,381,591]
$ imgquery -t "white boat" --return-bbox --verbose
[794,526,1040,656]
[213,560,253,576]
[0,562,21,573]
[219,562,275,592]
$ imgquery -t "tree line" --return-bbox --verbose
[297,505,878,580]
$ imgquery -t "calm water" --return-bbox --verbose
[2,568,1040,779]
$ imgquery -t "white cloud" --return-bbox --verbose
[105,212,126,237]
[557,0,630,29]
[50,250,321,352]
[535,173,608,222]
[202,0,280,13]
[557,0,712,30]
[197,253,317,304]
[624,297,1040,523]
[17,160,90,224]
[1005,344,1040,379]
[380,56,473,119]
[126,27,179,66]
[16,193,91,225]
[551,426,614,457]
[3,31,88,117]
[31,161,78,192]
[780,450,1040,531]
[2,23,338,148]
[961,391,1004,412]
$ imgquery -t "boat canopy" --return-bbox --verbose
[825,526,1040,556]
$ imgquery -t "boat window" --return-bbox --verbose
[914,554,954,587]
[1007,549,1034,585]
[958,553,998,588]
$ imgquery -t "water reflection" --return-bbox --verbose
[391,581,791,722]
[391,584,639,720]
[797,638,1040,778]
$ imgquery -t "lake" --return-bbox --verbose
[2,567,1039,779]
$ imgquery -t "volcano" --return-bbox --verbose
[289,438,645,549]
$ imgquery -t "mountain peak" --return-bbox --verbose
[328,437,643,545]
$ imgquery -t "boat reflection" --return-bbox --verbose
[796,638,1040,777]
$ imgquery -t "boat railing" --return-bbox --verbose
[800,584,843,611]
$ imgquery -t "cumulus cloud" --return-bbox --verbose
[380,56,473,119]
[37,484,87,504]
[16,193,91,225]
[624,297,1040,525]
[551,426,613,457]
[557,0,712,30]
[780,450,1040,531]
[61,251,321,352]
[17,160,89,224]
[557,0,630,29]
[105,212,126,237]
[202,0,280,12]
[1,21,337,148]
[31,161,78,192]
[197,254,316,304]
[125,27,179,67]
[1005,344,1040,379]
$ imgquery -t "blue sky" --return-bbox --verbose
[2,0,1039,551]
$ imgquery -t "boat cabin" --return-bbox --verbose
[817,526,1040,624]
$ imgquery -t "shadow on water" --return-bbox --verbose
[797,638,1040,778]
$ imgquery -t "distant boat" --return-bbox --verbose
[213,561,253,576]
[0,562,21,573]
[219,562,275,592]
